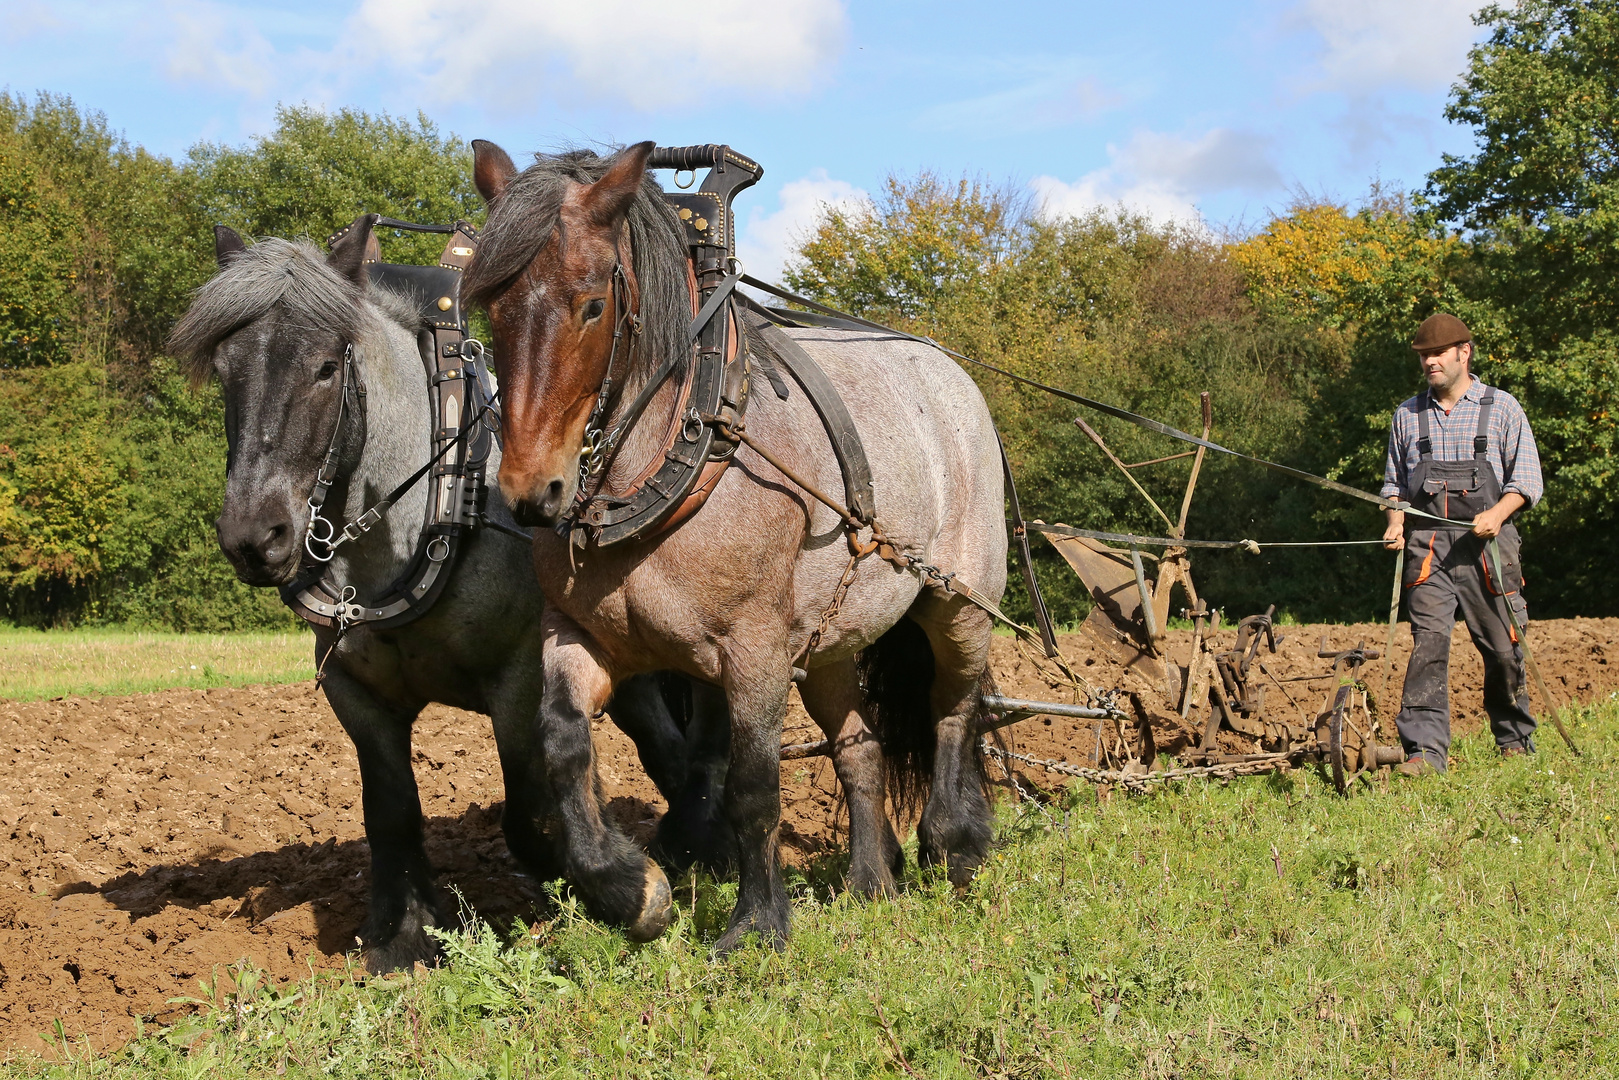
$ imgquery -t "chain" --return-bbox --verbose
[983,742,1296,794]
[801,540,865,662]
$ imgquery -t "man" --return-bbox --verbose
[1381,313,1543,775]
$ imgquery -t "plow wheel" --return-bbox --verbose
[1328,703,1347,795]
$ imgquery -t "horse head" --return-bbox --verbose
[169,218,376,586]
[468,140,656,528]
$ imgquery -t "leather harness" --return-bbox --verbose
[284,216,499,631]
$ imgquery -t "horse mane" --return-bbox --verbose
[463,148,691,391]
[168,237,420,385]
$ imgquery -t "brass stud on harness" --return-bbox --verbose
[437,296,453,311]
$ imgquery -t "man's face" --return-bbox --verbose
[1418,341,1471,395]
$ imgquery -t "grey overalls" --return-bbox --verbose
[1396,389,1536,769]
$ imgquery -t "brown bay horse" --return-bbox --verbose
[466,142,1007,950]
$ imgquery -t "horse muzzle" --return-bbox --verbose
[501,466,577,529]
[216,506,301,586]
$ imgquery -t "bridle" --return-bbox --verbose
[304,341,365,563]
[572,259,642,514]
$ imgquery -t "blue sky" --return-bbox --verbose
[3,0,1490,278]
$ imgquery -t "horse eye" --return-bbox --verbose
[583,298,606,321]
[316,360,339,380]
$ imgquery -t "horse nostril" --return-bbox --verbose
[261,522,290,561]
[541,479,565,514]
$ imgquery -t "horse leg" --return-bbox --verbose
[799,657,902,897]
[318,666,440,971]
[651,679,737,874]
[485,644,565,884]
[539,607,674,940]
[715,654,793,954]
[910,597,995,888]
[604,673,690,802]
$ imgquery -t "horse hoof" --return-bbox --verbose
[625,861,673,942]
[713,920,788,957]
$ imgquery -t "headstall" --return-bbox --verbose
[283,216,501,631]
[559,145,765,548]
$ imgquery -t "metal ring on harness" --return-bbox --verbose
[674,169,696,190]
[305,501,336,563]
[683,407,705,443]
[426,536,450,563]
[461,338,485,360]
[726,255,746,279]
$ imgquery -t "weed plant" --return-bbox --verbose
[13,700,1619,1077]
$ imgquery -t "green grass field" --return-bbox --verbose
[13,699,1615,1077]
[0,627,315,701]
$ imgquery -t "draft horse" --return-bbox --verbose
[466,141,1007,950]
[170,219,732,969]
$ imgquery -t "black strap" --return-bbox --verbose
[997,428,1058,658]
[372,217,459,235]
[754,321,876,524]
[688,272,740,343]
[328,388,500,553]
[1475,389,1495,458]
[1416,394,1433,459]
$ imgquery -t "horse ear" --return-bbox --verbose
[583,141,655,229]
[215,225,246,269]
[472,140,518,203]
[327,213,380,286]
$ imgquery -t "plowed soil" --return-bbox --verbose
[2,617,1614,1054]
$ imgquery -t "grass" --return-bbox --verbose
[12,700,1619,1077]
[0,626,315,701]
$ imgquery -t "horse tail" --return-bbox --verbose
[856,616,937,818]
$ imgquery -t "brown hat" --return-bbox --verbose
[1412,313,1472,352]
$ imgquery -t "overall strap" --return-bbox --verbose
[1415,393,1433,459]
[1474,389,1496,460]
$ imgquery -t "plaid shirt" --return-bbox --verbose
[1381,378,1544,508]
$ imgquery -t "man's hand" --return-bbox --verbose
[1383,506,1405,550]
[1472,492,1527,539]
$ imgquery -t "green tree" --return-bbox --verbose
[190,105,484,266]
[1424,0,1619,612]
[0,96,484,628]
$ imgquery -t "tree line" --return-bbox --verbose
[2,0,1615,629]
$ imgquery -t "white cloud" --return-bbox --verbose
[161,0,277,97]
[1031,174,1200,226]
[1292,0,1483,93]
[1032,128,1280,224]
[3,0,62,38]
[343,0,847,112]
[916,68,1122,133]
[736,170,869,285]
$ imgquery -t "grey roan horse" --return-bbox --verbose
[465,141,1007,951]
[170,217,732,970]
